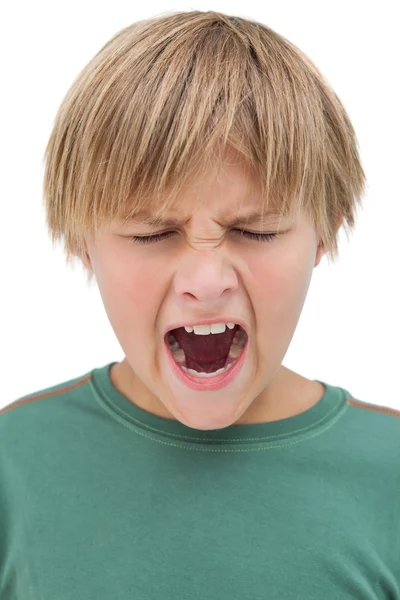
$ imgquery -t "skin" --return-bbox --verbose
[81,151,342,431]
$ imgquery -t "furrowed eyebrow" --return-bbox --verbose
[123,210,285,227]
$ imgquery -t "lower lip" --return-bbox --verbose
[164,336,249,391]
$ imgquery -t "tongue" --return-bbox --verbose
[171,326,238,373]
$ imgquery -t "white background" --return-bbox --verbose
[1,0,399,410]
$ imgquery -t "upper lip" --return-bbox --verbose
[164,318,248,337]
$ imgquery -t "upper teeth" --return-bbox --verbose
[184,322,236,335]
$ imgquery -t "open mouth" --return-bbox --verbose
[165,324,248,378]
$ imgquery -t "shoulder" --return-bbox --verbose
[0,369,95,445]
[345,396,400,420]
[1,370,92,416]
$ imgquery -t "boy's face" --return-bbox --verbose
[82,152,330,430]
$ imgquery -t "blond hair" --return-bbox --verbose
[43,10,366,286]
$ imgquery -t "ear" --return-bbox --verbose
[80,240,93,273]
[314,240,326,267]
[314,213,344,267]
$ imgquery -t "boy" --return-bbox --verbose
[1,10,399,599]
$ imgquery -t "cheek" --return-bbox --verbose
[249,247,315,362]
[96,257,160,335]
[119,269,160,308]
[251,244,315,316]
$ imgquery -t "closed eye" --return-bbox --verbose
[129,230,281,245]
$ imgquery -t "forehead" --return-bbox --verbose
[124,208,289,228]
[117,150,299,227]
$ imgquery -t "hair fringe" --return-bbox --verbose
[42,10,366,285]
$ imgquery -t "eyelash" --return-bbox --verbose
[130,230,280,245]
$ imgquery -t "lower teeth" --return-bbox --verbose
[181,359,237,378]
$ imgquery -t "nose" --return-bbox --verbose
[174,253,239,304]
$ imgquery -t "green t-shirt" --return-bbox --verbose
[1,362,399,599]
